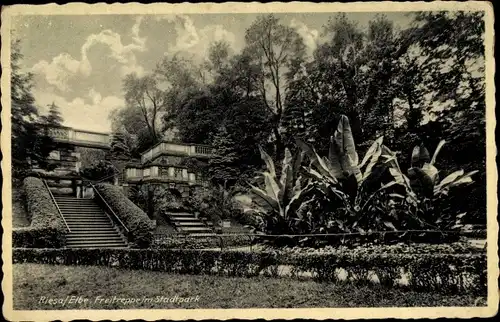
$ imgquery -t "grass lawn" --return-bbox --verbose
[13,264,485,309]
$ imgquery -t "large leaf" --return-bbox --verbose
[408,167,434,197]
[249,184,279,210]
[359,136,384,168]
[278,148,293,201]
[447,170,479,189]
[263,172,280,204]
[421,163,439,184]
[297,139,341,182]
[284,182,310,218]
[258,146,276,178]
[362,140,383,181]
[411,144,430,167]
[334,114,359,171]
[327,135,344,178]
[292,150,304,181]
[435,169,464,193]
[430,140,446,165]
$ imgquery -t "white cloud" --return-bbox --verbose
[32,53,90,92]
[289,19,319,58]
[159,15,239,63]
[33,88,124,132]
[32,20,147,92]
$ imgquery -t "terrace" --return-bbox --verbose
[141,141,213,163]
[48,126,111,149]
[125,165,208,186]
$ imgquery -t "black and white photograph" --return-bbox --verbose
[1,2,497,320]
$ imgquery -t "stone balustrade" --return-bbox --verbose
[48,126,111,148]
[141,142,213,163]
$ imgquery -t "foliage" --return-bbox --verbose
[12,177,67,248]
[40,102,64,126]
[384,141,478,232]
[241,146,311,236]
[12,227,66,249]
[208,126,239,186]
[95,183,155,248]
[108,130,133,158]
[243,14,307,159]
[186,185,242,226]
[123,73,165,143]
[11,40,60,177]
[151,234,251,249]
[13,247,486,295]
[298,115,396,235]
[79,160,116,182]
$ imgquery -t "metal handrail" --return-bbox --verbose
[89,182,129,234]
[38,175,71,233]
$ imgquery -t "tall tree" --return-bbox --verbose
[123,74,165,144]
[40,102,64,126]
[11,40,57,176]
[244,14,307,159]
[108,129,133,158]
[208,125,240,187]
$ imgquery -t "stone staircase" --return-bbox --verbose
[166,212,216,237]
[53,196,128,248]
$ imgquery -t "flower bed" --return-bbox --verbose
[274,242,485,255]
[12,177,67,248]
[13,247,486,294]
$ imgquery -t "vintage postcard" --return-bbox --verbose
[1,1,497,320]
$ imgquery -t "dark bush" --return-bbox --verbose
[12,227,66,248]
[12,177,67,248]
[79,160,115,182]
[12,247,486,295]
[95,183,155,248]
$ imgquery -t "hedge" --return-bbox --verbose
[151,234,253,249]
[12,247,486,294]
[12,177,67,248]
[95,183,154,248]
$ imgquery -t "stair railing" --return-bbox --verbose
[88,181,131,243]
[37,173,71,233]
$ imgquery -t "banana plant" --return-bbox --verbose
[384,141,478,230]
[297,115,397,232]
[240,146,311,234]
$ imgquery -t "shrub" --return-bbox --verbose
[79,160,115,182]
[94,183,155,248]
[240,146,311,235]
[385,141,478,232]
[12,177,67,248]
[151,234,253,249]
[12,227,66,248]
[298,116,397,236]
[12,247,486,294]
[185,185,242,226]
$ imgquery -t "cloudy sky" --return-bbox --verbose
[12,12,413,132]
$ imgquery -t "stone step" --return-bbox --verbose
[61,210,105,216]
[69,244,127,249]
[177,226,213,232]
[70,226,117,233]
[64,219,109,223]
[68,231,122,237]
[67,224,115,228]
[170,216,200,221]
[165,212,195,217]
[174,222,207,227]
[67,236,124,242]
